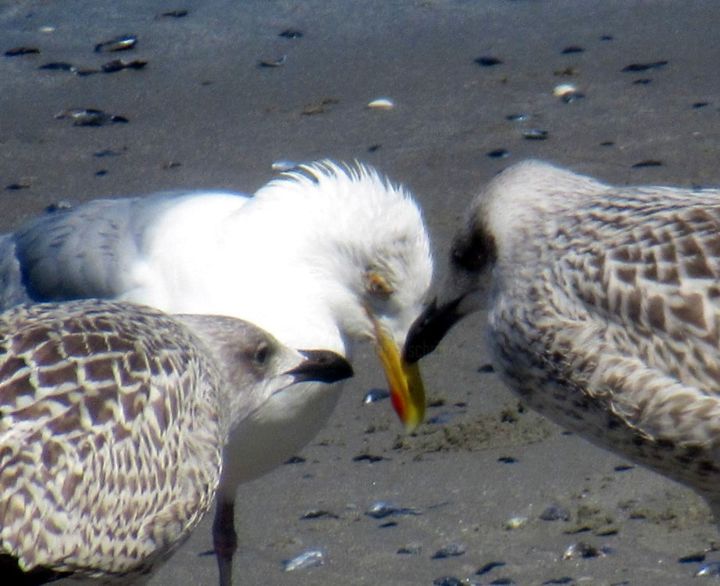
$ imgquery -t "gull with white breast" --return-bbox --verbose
[0,299,352,584]
[0,161,433,584]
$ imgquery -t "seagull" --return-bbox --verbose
[404,159,720,519]
[0,299,352,584]
[0,161,432,584]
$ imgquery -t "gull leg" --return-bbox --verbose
[213,498,237,586]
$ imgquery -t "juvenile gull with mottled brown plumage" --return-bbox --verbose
[405,159,720,518]
[0,300,351,584]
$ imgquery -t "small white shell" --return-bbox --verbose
[39,26,56,33]
[553,83,578,97]
[367,98,395,110]
[283,549,324,571]
[504,515,528,530]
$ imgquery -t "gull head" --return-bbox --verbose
[259,162,433,430]
[179,313,354,432]
[403,160,588,364]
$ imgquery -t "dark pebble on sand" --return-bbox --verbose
[563,541,609,559]
[366,501,420,519]
[478,363,495,373]
[95,170,108,177]
[632,78,652,85]
[477,561,506,576]
[678,552,706,564]
[613,464,634,472]
[352,453,386,463]
[506,113,528,122]
[284,455,306,464]
[631,160,663,168]
[301,509,339,520]
[94,148,126,158]
[542,579,574,585]
[101,59,147,73]
[561,46,584,54]
[692,101,710,109]
[487,149,509,159]
[95,34,137,53]
[600,141,615,147]
[39,61,76,72]
[397,543,422,555]
[5,46,40,57]
[432,543,466,559]
[258,55,287,68]
[622,60,667,72]
[5,182,30,191]
[55,108,128,127]
[75,68,100,77]
[523,129,549,140]
[160,9,188,18]
[497,456,517,464]
[540,504,571,522]
[279,29,303,39]
[490,579,516,585]
[475,56,503,67]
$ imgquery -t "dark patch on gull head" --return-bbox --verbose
[450,214,498,273]
[403,214,498,364]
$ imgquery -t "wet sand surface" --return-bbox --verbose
[2,1,720,584]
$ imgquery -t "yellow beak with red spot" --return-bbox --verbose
[370,316,425,432]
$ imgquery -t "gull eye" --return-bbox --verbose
[366,271,394,300]
[253,342,270,366]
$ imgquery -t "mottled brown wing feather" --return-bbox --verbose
[547,195,720,446]
[0,302,223,577]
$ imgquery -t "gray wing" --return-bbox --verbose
[0,192,205,309]
[0,233,33,309]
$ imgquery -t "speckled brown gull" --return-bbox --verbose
[0,300,352,584]
[0,161,431,585]
[405,159,720,519]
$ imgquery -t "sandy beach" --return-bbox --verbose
[2,1,720,584]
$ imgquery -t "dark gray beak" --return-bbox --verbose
[403,296,465,364]
[287,350,354,384]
